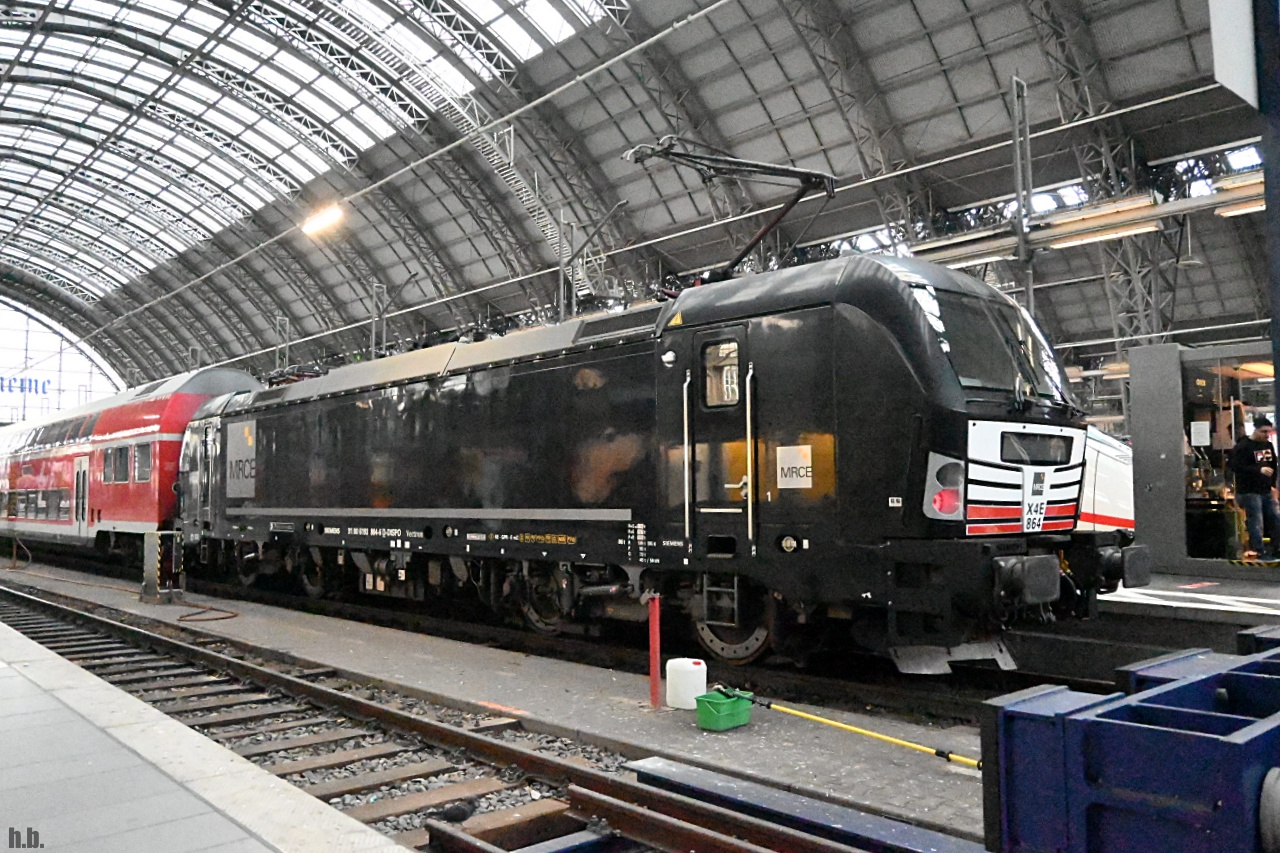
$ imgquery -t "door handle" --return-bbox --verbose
[724,476,748,499]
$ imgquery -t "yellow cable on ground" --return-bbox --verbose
[717,687,983,770]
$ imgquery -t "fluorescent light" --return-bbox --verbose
[1212,170,1264,191]
[946,254,1016,269]
[910,225,1012,252]
[1239,361,1275,378]
[1049,222,1160,250]
[301,204,343,235]
[1041,194,1155,225]
[1215,199,1266,217]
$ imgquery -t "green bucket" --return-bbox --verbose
[695,690,752,731]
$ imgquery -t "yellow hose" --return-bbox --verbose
[717,688,983,770]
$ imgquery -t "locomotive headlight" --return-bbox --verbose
[779,535,798,553]
[922,453,966,520]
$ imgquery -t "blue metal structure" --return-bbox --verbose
[983,647,1280,852]
[628,756,984,853]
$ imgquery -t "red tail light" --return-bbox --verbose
[932,488,961,515]
[923,454,965,519]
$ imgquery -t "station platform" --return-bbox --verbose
[0,563,985,843]
[0,602,413,852]
[1102,571,1280,624]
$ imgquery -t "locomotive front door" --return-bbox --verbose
[687,325,756,559]
[73,455,89,540]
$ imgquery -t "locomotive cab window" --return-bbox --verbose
[134,443,152,482]
[703,341,740,407]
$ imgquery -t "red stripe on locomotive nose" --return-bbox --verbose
[1041,519,1076,531]
[1044,503,1079,517]
[966,522,1024,535]
[1079,511,1135,529]
[966,505,1022,520]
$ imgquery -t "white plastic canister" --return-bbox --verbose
[665,658,707,709]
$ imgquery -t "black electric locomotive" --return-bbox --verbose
[178,254,1149,673]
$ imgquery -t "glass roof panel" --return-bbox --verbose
[521,0,574,42]
[40,51,80,72]
[253,63,305,94]
[1227,146,1262,170]
[344,0,394,31]
[352,106,395,140]
[271,52,316,87]
[209,43,263,77]
[182,4,224,32]
[312,76,359,111]
[216,96,262,127]
[424,54,471,100]
[258,120,300,148]
[331,117,373,150]
[283,143,327,173]
[166,24,208,49]
[467,0,504,22]
[0,0,622,304]
[488,16,539,61]
[68,0,120,19]
[294,89,340,124]
[238,128,282,160]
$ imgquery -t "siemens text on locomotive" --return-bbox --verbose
[165,254,1145,673]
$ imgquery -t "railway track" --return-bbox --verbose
[183,577,1017,721]
[5,553,1133,723]
[0,584,880,853]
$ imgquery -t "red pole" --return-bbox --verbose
[648,593,661,709]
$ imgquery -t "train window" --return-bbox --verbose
[23,491,35,519]
[56,490,70,521]
[12,492,23,517]
[115,447,131,482]
[703,341,740,407]
[35,491,48,520]
[77,414,99,441]
[134,443,152,482]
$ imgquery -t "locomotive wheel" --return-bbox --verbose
[520,564,566,634]
[235,544,259,588]
[693,584,771,665]
[694,620,771,664]
[298,551,329,600]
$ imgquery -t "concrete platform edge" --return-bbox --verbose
[0,620,403,852]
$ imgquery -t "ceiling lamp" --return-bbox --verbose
[1048,222,1160,250]
[946,254,1016,269]
[1239,361,1275,378]
[1215,199,1266,218]
[1040,194,1156,226]
[301,204,344,235]
[1212,171,1264,191]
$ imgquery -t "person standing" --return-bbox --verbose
[1229,416,1280,559]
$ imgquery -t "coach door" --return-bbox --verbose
[686,325,756,559]
[73,455,89,539]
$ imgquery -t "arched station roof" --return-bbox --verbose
[0,0,1259,389]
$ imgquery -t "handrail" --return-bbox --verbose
[745,361,756,556]
[682,368,692,551]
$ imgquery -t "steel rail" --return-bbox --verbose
[0,585,870,853]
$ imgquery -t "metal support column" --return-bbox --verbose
[1011,76,1036,317]
[1255,0,1280,370]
